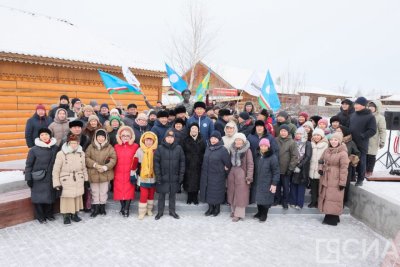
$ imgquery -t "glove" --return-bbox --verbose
[102,165,108,172]
[96,165,105,173]
[286,170,293,177]
[339,185,345,191]
[27,180,33,188]
[318,159,324,164]
[318,170,324,176]
[84,181,90,190]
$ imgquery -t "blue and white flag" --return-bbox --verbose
[165,63,188,94]
[258,70,281,112]
[98,70,141,95]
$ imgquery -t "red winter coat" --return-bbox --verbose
[113,126,139,200]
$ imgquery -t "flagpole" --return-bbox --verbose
[108,93,118,107]
[235,89,244,113]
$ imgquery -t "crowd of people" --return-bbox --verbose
[24,92,386,226]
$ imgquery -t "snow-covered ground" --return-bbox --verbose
[0,211,391,267]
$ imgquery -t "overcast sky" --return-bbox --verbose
[1,0,399,94]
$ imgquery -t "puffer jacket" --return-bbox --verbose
[48,108,70,146]
[309,137,329,179]
[367,100,387,155]
[85,129,117,183]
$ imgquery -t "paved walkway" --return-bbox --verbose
[0,209,389,267]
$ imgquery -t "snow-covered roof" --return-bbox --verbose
[0,6,161,71]
[297,86,353,97]
[380,94,400,101]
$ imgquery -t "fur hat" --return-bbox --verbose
[259,138,270,147]
[96,129,107,138]
[210,130,222,141]
[174,118,186,126]
[239,112,250,120]
[157,110,169,118]
[277,111,289,120]
[194,101,206,110]
[312,128,325,138]
[127,103,137,109]
[175,106,186,114]
[36,104,46,111]
[168,109,176,116]
[188,122,200,131]
[233,133,247,143]
[355,97,368,106]
[60,95,69,103]
[254,120,265,127]
[38,128,52,137]
[69,120,83,128]
[330,132,343,143]
[218,109,231,117]
[310,115,322,125]
[330,116,340,124]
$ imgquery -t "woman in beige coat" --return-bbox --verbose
[318,132,349,226]
[48,108,70,146]
[53,134,89,225]
[85,129,117,217]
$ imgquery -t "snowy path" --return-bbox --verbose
[0,211,389,267]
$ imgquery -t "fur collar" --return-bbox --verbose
[34,138,57,148]
[230,141,250,166]
[61,142,83,154]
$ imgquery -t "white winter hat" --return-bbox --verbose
[110,108,120,116]
[233,133,247,143]
[312,128,325,138]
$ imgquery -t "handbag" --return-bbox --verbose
[31,156,53,181]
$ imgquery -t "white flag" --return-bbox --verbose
[243,71,264,97]
[122,66,141,87]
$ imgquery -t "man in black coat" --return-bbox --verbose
[48,95,75,119]
[349,97,377,186]
[154,130,185,220]
[336,99,355,127]
[25,104,53,148]
[214,109,231,137]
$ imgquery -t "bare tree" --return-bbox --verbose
[168,0,217,90]
[277,64,306,94]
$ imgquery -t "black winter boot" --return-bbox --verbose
[71,212,82,222]
[100,204,106,215]
[259,206,269,222]
[322,215,338,226]
[254,205,262,219]
[90,204,99,218]
[193,193,199,205]
[205,204,213,216]
[124,200,131,217]
[63,214,71,225]
[155,213,163,220]
[187,192,193,205]
[120,201,126,216]
[212,204,220,217]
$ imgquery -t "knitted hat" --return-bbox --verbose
[330,132,343,143]
[89,100,98,107]
[149,110,157,117]
[69,120,83,128]
[318,118,329,127]
[277,111,289,120]
[96,129,107,138]
[279,124,290,133]
[219,109,231,117]
[168,109,176,116]
[60,95,69,103]
[100,103,109,110]
[254,120,265,127]
[88,114,100,123]
[175,106,186,114]
[330,116,340,124]
[136,113,148,121]
[259,138,270,148]
[210,130,222,141]
[110,108,120,116]
[174,118,186,126]
[239,112,250,120]
[302,121,314,131]
[67,134,79,143]
[296,127,306,135]
[339,125,351,137]
[259,109,269,118]
[157,110,169,118]
[355,97,368,106]
[71,98,81,106]
[194,101,206,110]
[298,112,309,120]
[109,116,122,126]
[233,133,247,143]
[36,104,46,111]
[312,128,325,138]
[164,130,175,139]
[341,99,353,105]
[127,103,137,109]
[38,128,52,137]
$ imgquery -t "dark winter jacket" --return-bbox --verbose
[238,119,254,137]
[349,108,377,154]
[275,135,299,175]
[154,140,185,194]
[151,120,170,143]
[132,120,150,145]
[25,138,58,204]
[123,114,138,128]
[169,126,187,147]
[253,150,280,205]
[200,141,231,204]
[336,106,355,128]
[49,104,74,119]
[98,113,109,125]
[214,117,227,137]
[291,141,312,185]
[25,113,53,148]
[247,126,279,160]
[273,120,297,138]
[182,133,206,192]
[187,114,214,144]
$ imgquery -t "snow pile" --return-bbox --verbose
[0,171,24,185]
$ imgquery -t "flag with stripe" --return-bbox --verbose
[165,63,188,95]
[194,72,210,101]
[98,70,141,94]
[258,70,281,112]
